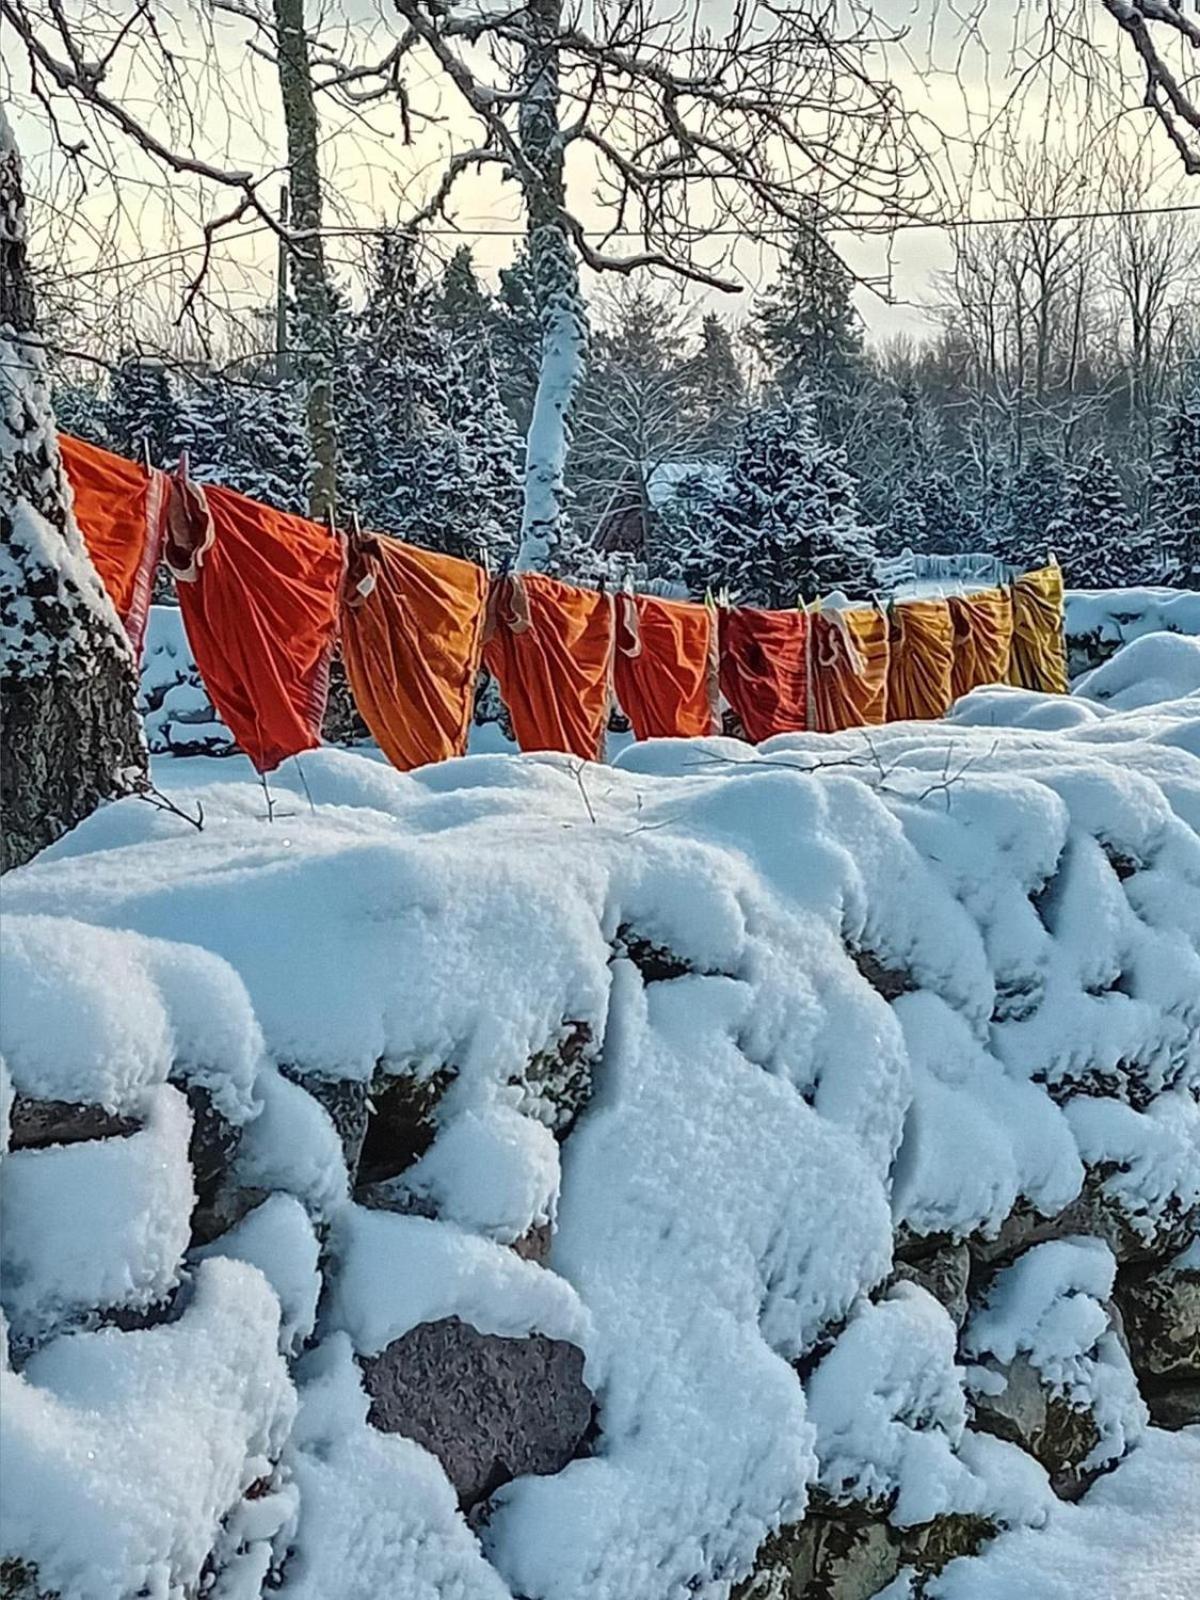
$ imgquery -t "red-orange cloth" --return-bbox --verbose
[341,532,488,771]
[58,433,167,658]
[168,480,343,772]
[948,587,1014,701]
[483,573,614,760]
[718,606,809,743]
[614,593,717,741]
[886,598,955,722]
[811,607,889,732]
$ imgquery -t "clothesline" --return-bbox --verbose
[57,432,1069,777]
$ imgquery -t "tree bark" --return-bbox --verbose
[516,0,587,571]
[272,0,338,521]
[1,110,146,871]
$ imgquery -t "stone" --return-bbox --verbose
[892,1241,971,1329]
[968,1354,1103,1500]
[510,1221,553,1265]
[1116,1257,1200,1384]
[849,948,914,1002]
[615,926,693,983]
[970,1186,1197,1271]
[177,1082,242,1239]
[1145,1381,1200,1430]
[0,1559,52,1600]
[7,1096,138,1150]
[356,1067,453,1188]
[279,1067,370,1176]
[360,1315,593,1509]
[511,1021,595,1135]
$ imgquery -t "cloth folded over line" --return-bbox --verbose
[718,606,809,743]
[341,532,488,771]
[166,479,343,772]
[948,586,1014,701]
[887,598,954,722]
[58,433,167,658]
[1008,563,1068,694]
[810,606,889,732]
[614,593,717,741]
[484,572,614,761]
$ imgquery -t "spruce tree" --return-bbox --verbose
[173,374,309,514]
[680,313,745,456]
[752,217,866,439]
[1000,446,1066,571]
[435,245,493,338]
[679,385,878,605]
[493,245,542,434]
[1048,447,1152,587]
[1154,392,1200,587]
[105,351,179,467]
[51,377,109,447]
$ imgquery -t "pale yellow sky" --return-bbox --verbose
[6,0,1193,358]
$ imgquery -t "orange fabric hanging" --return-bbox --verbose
[166,479,343,772]
[58,433,167,658]
[340,532,488,771]
[1008,563,1068,694]
[948,587,1014,702]
[718,606,809,743]
[483,573,614,760]
[811,606,889,732]
[887,598,955,722]
[614,593,717,741]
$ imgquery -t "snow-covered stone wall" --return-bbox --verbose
[1,691,1197,1600]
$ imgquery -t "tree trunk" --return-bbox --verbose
[516,0,587,571]
[1,111,146,871]
[273,0,338,521]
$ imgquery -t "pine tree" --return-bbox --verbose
[105,351,179,467]
[999,446,1066,571]
[493,245,542,434]
[752,218,866,439]
[1154,392,1200,587]
[435,245,493,339]
[1048,447,1153,587]
[679,385,878,605]
[343,230,519,563]
[173,374,309,514]
[680,313,745,456]
[1,113,145,869]
[51,377,109,447]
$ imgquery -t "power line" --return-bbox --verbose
[45,199,1200,285]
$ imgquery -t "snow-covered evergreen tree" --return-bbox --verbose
[435,245,493,339]
[752,218,866,439]
[51,377,109,447]
[1047,446,1153,586]
[999,446,1066,571]
[1154,392,1200,587]
[105,351,179,467]
[679,385,878,605]
[1,112,145,869]
[342,231,519,563]
[680,313,745,456]
[173,375,309,514]
[492,246,542,435]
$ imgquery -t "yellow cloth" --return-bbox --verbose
[887,598,955,722]
[949,587,1014,702]
[1008,564,1068,694]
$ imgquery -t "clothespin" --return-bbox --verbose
[142,437,153,473]
[348,508,376,599]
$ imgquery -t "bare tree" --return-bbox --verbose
[1099,1,1200,174]
[1,110,146,870]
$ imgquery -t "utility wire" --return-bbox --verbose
[46,199,1200,283]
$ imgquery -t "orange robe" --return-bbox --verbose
[811,607,889,732]
[718,607,809,743]
[58,433,167,657]
[614,593,717,741]
[887,599,955,721]
[167,480,343,772]
[1008,564,1068,694]
[948,587,1014,702]
[483,573,614,760]
[340,533,488,771]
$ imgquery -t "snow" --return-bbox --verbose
[0,1084,195,1344]
[928,1426,1200,1600]
[277,1335,511,1600]
[963,1239,1147,1472]
[0,1258,295,1600]
[1065,586,1200,655]
[324,1208,589,1355]
[1,648,1196,1600]
[1074,631,1200,709]
[193,1194,322,1356]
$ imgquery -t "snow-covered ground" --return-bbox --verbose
[2,619,1198,1600]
